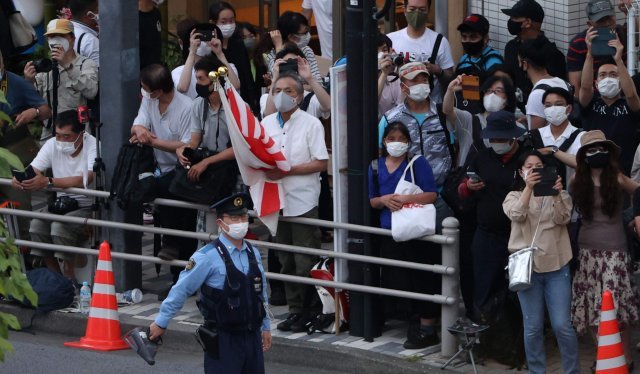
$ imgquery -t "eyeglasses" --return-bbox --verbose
[486,88,505,95]
[222,214,249,223]
[585,146,608,156]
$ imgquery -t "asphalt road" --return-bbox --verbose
[2,331,345,374]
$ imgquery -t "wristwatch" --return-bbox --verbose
[47,177,54,188]
[550,146,559,154]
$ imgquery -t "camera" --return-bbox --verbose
[388,52,431,67]
[183,147,215,165]
[78,105,90,124]
[197,29,213,42]
[33,58,53,73]
[279,58,298,74]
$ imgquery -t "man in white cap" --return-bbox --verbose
[23,18,98,142]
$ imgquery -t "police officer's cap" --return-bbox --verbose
[210,192,250,216]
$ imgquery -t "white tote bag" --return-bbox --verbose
[391,155,436,242]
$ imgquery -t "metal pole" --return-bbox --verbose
[332,0,345,61]
[100,0,142,291]
[628,7,637,75]
[434,0,448,36]
[267,0,279,31]
[440,217,460,358]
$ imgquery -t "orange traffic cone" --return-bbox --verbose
[65,241,129,351]
[595,290,628,374]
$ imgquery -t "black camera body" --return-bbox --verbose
[33,58,53,73]
[184,147,215,165]
[197,30,213,42]
[279,58,298,74]
[388,52,431,67]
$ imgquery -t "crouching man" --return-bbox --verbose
[149,193,271,373]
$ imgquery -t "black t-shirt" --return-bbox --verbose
[139,8,162,69]
[504,33,567,110]
[582,97,640,175]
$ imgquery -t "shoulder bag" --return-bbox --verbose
[507,197,546,291]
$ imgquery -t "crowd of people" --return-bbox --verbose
[4,0,640,371]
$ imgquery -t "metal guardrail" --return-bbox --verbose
[0,178,460,356]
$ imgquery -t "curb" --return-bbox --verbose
[0,302,451,373]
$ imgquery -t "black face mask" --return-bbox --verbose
[462,40,484,56]
[507,19,523,36]
[195,83,212,98]
[585,152,609,169]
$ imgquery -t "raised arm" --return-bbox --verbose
[579,27,596,108]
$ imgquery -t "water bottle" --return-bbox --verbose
[80,282,92,315]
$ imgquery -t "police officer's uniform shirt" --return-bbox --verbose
[155,234,270,331]
[190,97,230,153]
[132,90,192,173]
[35,54,98,140]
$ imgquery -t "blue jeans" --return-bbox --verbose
[517,264,579,374]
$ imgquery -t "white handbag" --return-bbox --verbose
[391,155,436,242]
[507,197,546,292]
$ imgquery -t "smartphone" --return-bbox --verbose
[12,165,36,182]
[461,75,480,101]
[197,30,213,42]
[532,167,559,197]
[279,58,299,74]
[592,27,617,57]
[466,171,481,183]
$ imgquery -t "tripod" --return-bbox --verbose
[89,119,107,247]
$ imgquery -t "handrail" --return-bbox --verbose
[0,179,454,245]
[2,238,455,305]
[0,207,455,275]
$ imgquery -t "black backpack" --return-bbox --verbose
[25,268,75,313]
[110,143,157,209]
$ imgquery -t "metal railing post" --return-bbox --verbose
[628,6,637,75]
[440,216,460,358]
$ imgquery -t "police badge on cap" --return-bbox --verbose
[210,193,250,216]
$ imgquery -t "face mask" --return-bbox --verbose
[48,36,70,53]
[490,141,512,155]
[585,151,609,168]
[405,11,428,29]
[521,169,530,180]
[274,91,298,113]
[223,222,249,240]
[243,38,256,50]
[462,40,484,56]
[544,105,569,126]
[141,87,158,101]
[406,83,430,102]
[55,133,82,155]
[152,0,164,5]
[196,41,212,57]
[597,77,621,98]
[218,23,236,39]
[483,93,506,113]
[195,83,213,98]
[386,142,409,157]
[507,19,523,35]
[296,32,311,49]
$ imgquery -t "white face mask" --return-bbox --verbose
[218,23,236,39]
[597,77,621,98]
[196,41,212,57]
[296,32,311,48]
[386,142,409,157]
[273,91,298,113]
[490,141,512,155]
[483,93,506,113]
[223,222,249,240]
[544,105,569,126]
[521,169,530,180]
[55,133,82,155]
[48,36,70,53]
[141,87,157,101]
[406,83,430,102]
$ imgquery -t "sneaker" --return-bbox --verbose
[403,328,440,350]
[277,313,302,332]
[290,314,312,333]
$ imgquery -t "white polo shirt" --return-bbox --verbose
[302,0,333,60]
[538,123,583,182]
[132,91,192,173]
[262,109,329,217]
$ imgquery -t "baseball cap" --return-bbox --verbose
[501,0,545,23]
[457,14,490,35]
[399,62,430,80]
[44,19,74,36]
[586,0,615,22]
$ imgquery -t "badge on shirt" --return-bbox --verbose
[185,258,196,271]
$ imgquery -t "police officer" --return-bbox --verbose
[149,192,272,373]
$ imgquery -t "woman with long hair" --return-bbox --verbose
[570,130,639,369]
[503,150,579,374]
[368,121,440,349]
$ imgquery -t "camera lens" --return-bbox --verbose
[33,58,53,73]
